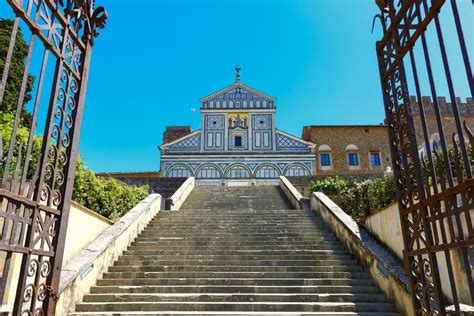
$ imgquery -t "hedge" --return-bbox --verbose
[310,175,397,220]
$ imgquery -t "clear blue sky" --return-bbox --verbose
[1,0,472,172]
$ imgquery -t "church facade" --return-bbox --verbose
[159,69,316,183]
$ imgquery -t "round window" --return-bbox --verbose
[212,121,217,125]
[259,120,264,124]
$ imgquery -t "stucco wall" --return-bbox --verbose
[362,201,473,305]
[63,202,113,266]
[363,203,403,260]
[56,194,164,314]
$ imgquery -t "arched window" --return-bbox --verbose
[226,165,251,179]
[196,165,221,179]
[216,101,221,108]
[209,101,214,108]
[167,165,192,177]
[284,164,310,177]
[255,165,280,179]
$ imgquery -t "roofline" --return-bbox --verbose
[275,129,316,148]
[159,129,201,149]
[200,82,276,103]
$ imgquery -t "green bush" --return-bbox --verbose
[73,157,149,221]
[312,175,397,220]
[310,176,347,195]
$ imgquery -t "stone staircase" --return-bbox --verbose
[72,185,400,315]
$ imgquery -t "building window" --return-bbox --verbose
[370,152,381,167]
[284,165,310,177]
[320,153,331,166]
[168,165,192,177]
[255,165,279,179]
[318,144,332,170]
[235,135,242,147]
[348,153,359,166]
[197,165,220,179]
[226,165,250,179]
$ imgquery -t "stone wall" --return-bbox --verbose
[96,172,186,199]
[301,96,474,178]
[163,126,192,144]
[302,125,391,177]
[409,96,474,152]
[97,171,161,188]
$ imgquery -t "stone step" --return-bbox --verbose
[108,265,365,273]
[130,241,340,247]
[125,246,346,253]
[143,226,329,231]
[75,301,396,312]
[129,242,341,248]
[102,271,370,280]
[82,293,389,303]
[153,213,314,218]
[140,229,327,238]
[89,285,382,295]
[133,237,339,243]
[154,218,314,222]
[71,185,398,314]
[114,259,357,266]
[117,253,351,261]
[96,278,376,287]
[70,312,401,316]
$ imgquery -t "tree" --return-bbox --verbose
[0,18,35,125]
[1,19,147,219]
[73,157,149,220]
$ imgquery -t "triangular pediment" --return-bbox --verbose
[275,130,316,152]
[200,82,276,103]
[160,130,201,152]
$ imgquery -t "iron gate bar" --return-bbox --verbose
[0,0,107,314]
[376,0,474,314]
[449,0,474,97]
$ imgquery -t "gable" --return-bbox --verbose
[200,82,276,110]
[275,130,315,152]
[163,131,201,153]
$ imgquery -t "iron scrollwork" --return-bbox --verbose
[375,0,474,315]
[1,0,106,314]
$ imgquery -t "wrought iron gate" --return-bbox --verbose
[0,0,106,314]
[375,0,473,314]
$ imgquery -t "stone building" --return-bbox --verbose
[163,126,192,145]
[159,68,316,184]
[410,96,474,156]
[301,96,474,178]
[301,125,391,177]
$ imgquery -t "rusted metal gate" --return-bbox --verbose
[375,0,473,314]
[0,0,106,314]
